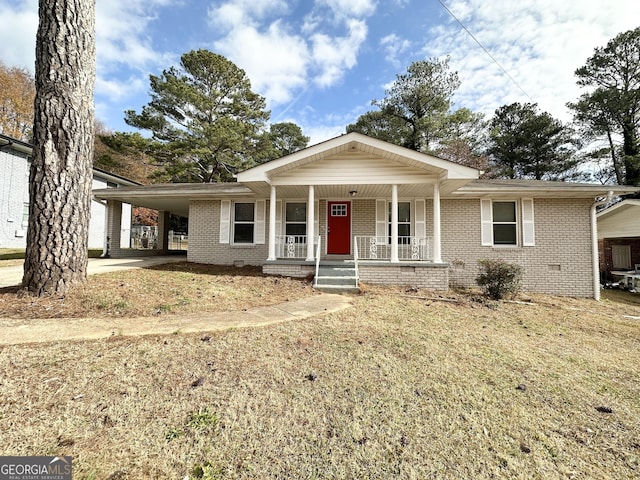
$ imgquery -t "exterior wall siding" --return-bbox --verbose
[188,196,596,297]
[1,147,133,250]
[0,148,30,248]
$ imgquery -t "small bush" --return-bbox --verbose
[476,259,522,300]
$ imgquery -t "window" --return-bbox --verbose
[285,202,306,240]
[611,244,632,269]
[492,201,517,245]
[22,203,29,227]
[331,203,347,217]
[481,199,534,247]
[233,202,255,243]
[388,201,411,243]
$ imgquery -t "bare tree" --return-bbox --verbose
[23,0,96,295]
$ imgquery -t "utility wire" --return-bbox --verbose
[437,0,534,102]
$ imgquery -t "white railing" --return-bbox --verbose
[353,235,360,283]
[275,235,308,259]
[354,236,433,261]
[314,235,321,287]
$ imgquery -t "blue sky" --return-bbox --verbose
[1,0,639,145]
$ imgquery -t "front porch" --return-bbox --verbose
[266,232,449,291]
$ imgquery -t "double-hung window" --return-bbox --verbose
[388,201,411,244]
[233,202,255,244]
[492,201,517,245]
[481,199,535,247]
[285,202,307,242]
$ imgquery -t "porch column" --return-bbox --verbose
[157,210,170,251]
[268,185,277,261]
[433,181,442,263]
[391,184,399,263]
[104,199,122,257]
[306,185,315,261]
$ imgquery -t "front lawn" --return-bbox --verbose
[0,269,638,479]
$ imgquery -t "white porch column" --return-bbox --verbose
[433,181,442,263]
[157,210,171,251]
[104,199,122,257]
[306,185,315,261]
[391,184,399,263]
[268,185,277,261]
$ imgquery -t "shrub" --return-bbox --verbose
[476,259,523,300]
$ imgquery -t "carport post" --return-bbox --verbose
[105,199,123,257]
[158,210,170,251]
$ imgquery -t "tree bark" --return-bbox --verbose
[23,0,96,295]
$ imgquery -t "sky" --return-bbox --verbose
[0,0,639,145]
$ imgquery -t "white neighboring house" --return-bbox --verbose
[0,133,138,250]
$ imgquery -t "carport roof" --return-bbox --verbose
[93,182,253,217]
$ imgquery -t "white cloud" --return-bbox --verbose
[380,33,411,68]
[311,19,368,87]
[96,0,182,73]
[317,0,377,19]
[208,0,289,30]
[209,0,374,107]
[0,1,38,71]
[214,21,310,104]
[424,0,640,122]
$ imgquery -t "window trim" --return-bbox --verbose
[481,199,521,247]
[388,200,412,243]
[492,200,518,246]
[232,201,256,244]
[285,201,307,240]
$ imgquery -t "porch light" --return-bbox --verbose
[349,190,358,197]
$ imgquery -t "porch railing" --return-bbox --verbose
[276,235,309,259]
[354,236,433,261]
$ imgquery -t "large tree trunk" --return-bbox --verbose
[23,0,96,295]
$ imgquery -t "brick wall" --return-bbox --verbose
[359,263,449,289]
[443,198,595,297]
[188,200,268,265]
[187,196,597,297]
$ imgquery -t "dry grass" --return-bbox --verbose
[0,267,639,479]
[0,262,317,321]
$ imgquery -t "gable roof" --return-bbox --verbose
[237,132,480,197]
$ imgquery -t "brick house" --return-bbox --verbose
[0,133,138,250]
[93,133,638,298]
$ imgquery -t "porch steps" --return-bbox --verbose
[313,263,360,294]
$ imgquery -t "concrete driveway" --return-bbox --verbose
[0,254,187,288]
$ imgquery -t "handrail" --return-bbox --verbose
[314,235,321,287]
[353,235,359,286]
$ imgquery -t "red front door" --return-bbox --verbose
[327,201,351,254]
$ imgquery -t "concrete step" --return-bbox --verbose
[313,284,361,294]
[314,262,360,293]
[318,266,356,276]
[314,275,358,286]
